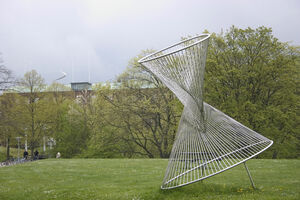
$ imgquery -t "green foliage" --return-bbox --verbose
[0,159,299,199]
[53,95,89,158]
[1,26,299,159]
[87,52,182,158]
[205,26,300,158]
[44,82,74,157]
[16,70,52,157]
[81,85,127,158]
[0,150,5,161]
[0,93,22,160]
[0,146,18,162]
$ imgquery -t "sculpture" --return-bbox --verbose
[138,34,273,189]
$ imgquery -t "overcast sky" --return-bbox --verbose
[0,0,299,84]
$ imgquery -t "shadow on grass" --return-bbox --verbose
[142,182,261,199]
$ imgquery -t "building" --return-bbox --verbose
[71,82,92,91]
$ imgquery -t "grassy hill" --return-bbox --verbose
[0,159,299,200]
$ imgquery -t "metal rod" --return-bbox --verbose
[244,162,255,189]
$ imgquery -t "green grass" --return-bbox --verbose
[0,159,299,200]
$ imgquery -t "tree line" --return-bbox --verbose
[0,26,299,161]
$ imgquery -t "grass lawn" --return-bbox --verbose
[0,159,299,200]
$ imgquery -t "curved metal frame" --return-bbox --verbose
[139,34,273,189]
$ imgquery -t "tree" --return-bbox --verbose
[82,84,127,158]
[18,70,51,157]
[0,93,21,160]
[94,51,182,158]
[64,89,93,157]
[44,82,72,157]
[0,53,17,160]
[204,26,300,158]
[0,53,15,91]
[51,85,96,158]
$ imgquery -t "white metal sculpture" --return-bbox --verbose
[138,34,273,189]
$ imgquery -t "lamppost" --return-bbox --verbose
[42,126,48,153]
[25,134,28,151]
[43,136,46,152]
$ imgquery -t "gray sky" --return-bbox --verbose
[0,0,299,84]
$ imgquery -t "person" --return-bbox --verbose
[56,152,61,158]
[23,150,28,159]
[34,150,39,160]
